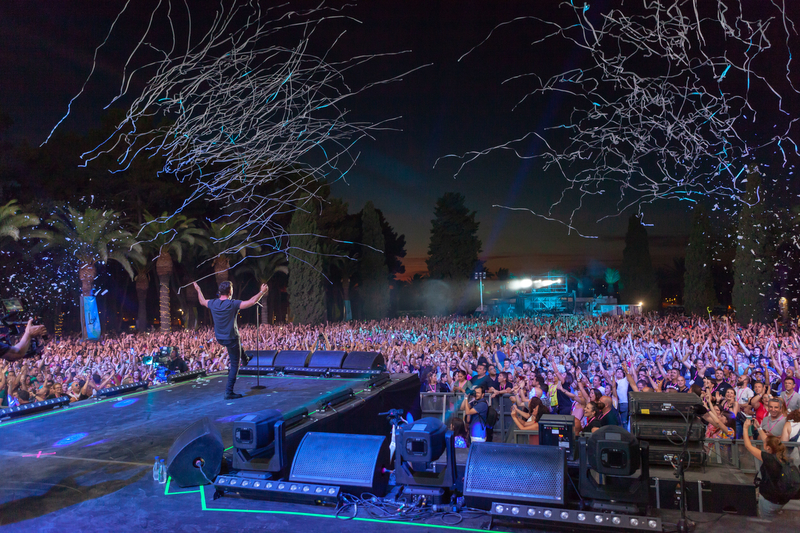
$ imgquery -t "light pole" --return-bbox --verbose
[474,271,486,312]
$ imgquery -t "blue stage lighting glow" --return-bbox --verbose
[54,433,88,447]
[113,398,139,408]
[83,440,108,447]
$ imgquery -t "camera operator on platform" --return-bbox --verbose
[167,348,188,374]
[0,319,48,361]
[193,280,268,400]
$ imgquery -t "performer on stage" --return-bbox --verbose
[193,280,268,399]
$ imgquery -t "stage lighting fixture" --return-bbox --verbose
[96,381,148,399]
[214,474,340,505]
[168,369,207,383]
[233,409,283,451]
[0,396,70,420]
[588,426,640,476]
[399,417,447,470]
[491,503,661,531]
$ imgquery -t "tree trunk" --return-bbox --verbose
[79,262,96,297]
[135,273,149,331]
[214,255,230,288]
[342,274,352,321]
[156,253,173,333]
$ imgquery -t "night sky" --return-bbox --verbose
[1,1,703,278]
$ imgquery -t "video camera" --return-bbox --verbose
[0,298,47,357]
[143,346,178,367]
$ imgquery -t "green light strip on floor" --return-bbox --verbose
[198,487,487,532]
[164,476,200,496]
[224,446,234,452]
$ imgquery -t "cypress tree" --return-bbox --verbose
[732,167,775,324]
[359,201,390,320]
[426,192,482,280]
[288,202,327,324]
[683,205,718,315]
[620,214,660,310]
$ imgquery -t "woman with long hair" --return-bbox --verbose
[510,397,549,445]
[448,416,470,449]
[780,409,800,467]
[743,418,797,519]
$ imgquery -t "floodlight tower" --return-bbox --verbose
[474,271,487,312]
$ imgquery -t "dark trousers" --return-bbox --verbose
[619,402,629,428]
[218,337,242,395]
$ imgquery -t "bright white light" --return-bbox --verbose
[520,279,533,288]
[638,302,643,306]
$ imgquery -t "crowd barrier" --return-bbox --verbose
[420,392,800,476]
[420,392,527,444]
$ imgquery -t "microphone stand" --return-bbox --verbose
[675,407,702,533]
[251,301,265,390]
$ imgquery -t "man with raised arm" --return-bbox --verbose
[193,280,268,400]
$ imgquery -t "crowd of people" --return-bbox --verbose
[2,312,799,516]
[4,313,799,444]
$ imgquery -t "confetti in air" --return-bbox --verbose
[440,0,800,234]
[45,1,426,264]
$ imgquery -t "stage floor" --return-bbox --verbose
[0,374,797,533]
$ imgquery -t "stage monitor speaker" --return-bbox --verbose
[463,443,566,508]
[244,350,278,367]
[274,350,311,368]
[166,417,224,488]
[308,350,348,369]
[289,432,389,496]
[342,351,384,371]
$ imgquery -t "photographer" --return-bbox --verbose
[1,319,47,361]
[460,385,490,443]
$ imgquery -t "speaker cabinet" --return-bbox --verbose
[463,443,566,509]
[289,432,389,496]
[274,350,311,368]
[342,351,385,370]
[166,417,224,488]
[244,350,278,367]
[308,350,348,369]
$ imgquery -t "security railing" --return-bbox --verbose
[420,392,800,475]
[420,392,525,444]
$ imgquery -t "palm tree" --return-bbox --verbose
[604,268,621,297]
[46,207,143,296]
[203,221,250,287]
[0,200,42,244]
[139,212,206,332]
[237,253,288,325]
[133,257,151,331]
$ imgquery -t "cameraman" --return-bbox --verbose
[461,385,490,443]
[1,319,47,361]
[167,348,188,374]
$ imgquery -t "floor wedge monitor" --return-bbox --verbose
[463,442,566,509]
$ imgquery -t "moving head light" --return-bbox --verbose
[399,417,447,470]
[234,409,283,451]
